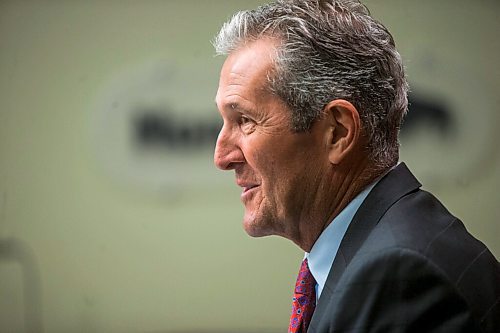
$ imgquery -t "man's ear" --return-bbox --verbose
[323,99,361,165]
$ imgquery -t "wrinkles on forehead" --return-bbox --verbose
[216,39,278,113]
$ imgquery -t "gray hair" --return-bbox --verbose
[213,0,408,169]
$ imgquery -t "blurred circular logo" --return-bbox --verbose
[90,61,224,197]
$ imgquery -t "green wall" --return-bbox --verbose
[0,1,498,332]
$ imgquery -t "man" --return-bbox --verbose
[212,1,499,332]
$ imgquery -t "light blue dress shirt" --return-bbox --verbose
[305,181,379,301]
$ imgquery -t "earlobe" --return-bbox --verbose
[324,99,361,165]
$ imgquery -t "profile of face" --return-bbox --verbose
[214,38,332,241]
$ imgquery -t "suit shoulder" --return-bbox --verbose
[318,248,481,332]
[355,189,500,332]
[374,189,496,273]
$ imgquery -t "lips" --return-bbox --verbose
[236,180,260,198]
[243,184,259,193]
[240,184,260,202]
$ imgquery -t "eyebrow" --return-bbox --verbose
[217,101,250,114]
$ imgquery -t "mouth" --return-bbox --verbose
[236,180,260,200]
[242,184,259,193]
[240,184,260,202]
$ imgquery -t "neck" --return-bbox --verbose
[293,157,381,252]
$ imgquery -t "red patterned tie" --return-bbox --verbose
[289,258,316,333]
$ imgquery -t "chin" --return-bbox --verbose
[242,215,275,238]
[243,223,268,238]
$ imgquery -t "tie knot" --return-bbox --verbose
[294,258,316,296]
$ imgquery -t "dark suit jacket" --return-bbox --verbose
[308,163,499,332]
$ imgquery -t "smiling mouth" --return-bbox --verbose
[243,185,259,193]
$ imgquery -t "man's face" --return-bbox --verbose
[214,39,330,240]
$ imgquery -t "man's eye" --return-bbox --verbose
[239,116,256,133]
[240,116,251,124]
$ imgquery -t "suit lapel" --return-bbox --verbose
[309,163,421,330]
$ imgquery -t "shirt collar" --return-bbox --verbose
[305,180,378,298]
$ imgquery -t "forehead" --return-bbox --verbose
[216,39,278,107]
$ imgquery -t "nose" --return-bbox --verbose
[214,124,244,170]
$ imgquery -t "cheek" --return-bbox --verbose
[245,141,277,175]
[273,152,325,199]
[261,162,297,205]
